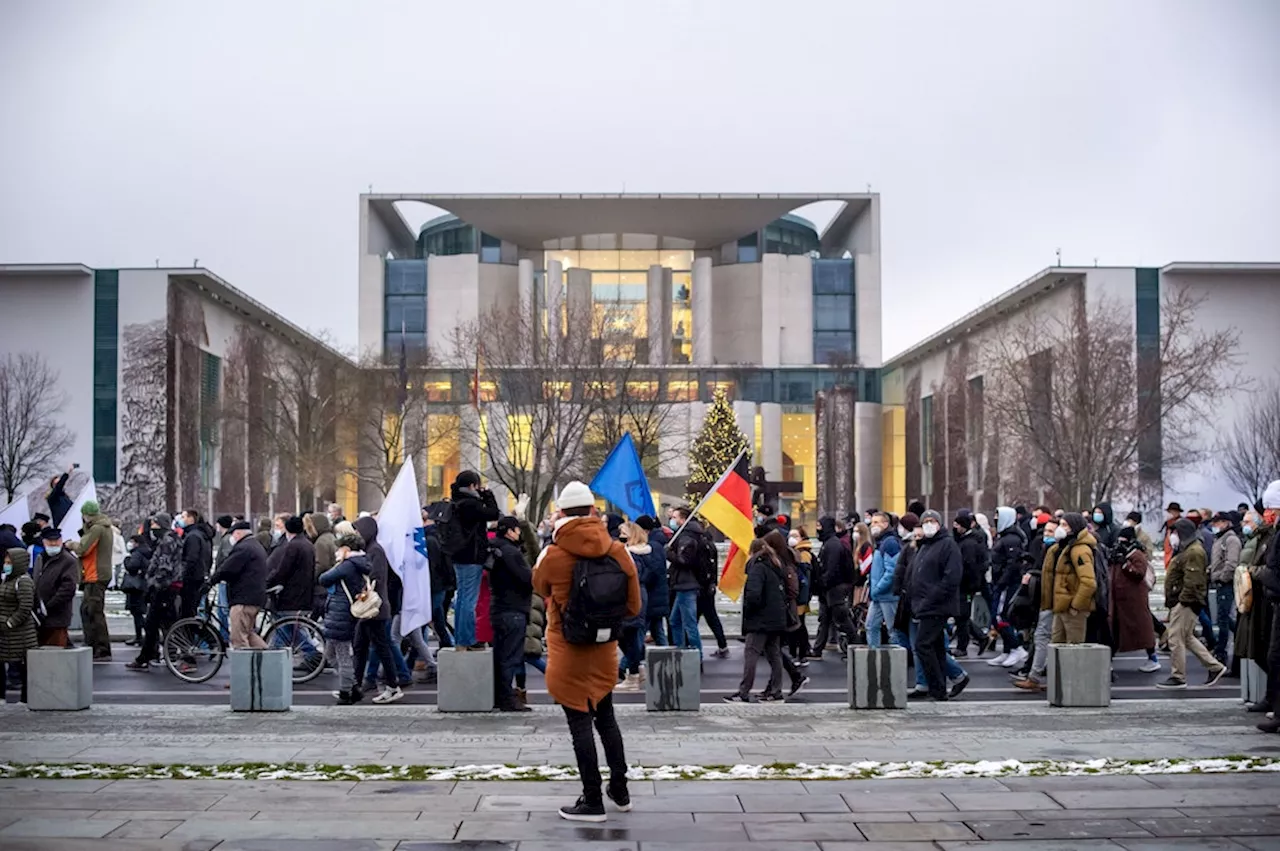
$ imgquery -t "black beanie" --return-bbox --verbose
[284,516,305,535]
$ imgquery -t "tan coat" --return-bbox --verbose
[1041,530,1098,614]
[532,516,641,713]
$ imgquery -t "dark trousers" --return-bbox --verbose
[825,593,858,650]
[697,586,727,650]
[179,579,205,620]
[138,588,178,663]
[737,631,797,698]
[647,615,668,645]
[620,623,645,675]
[1266,602,1280,709]
[491,610,527,707]
[80,582,111,657]
[916,615,950,699]
[563,692,628,806]
[0,660,27,703]
[787,616,811,660]
[353,618,398,691]
[431,589,454,649]
[953,596,972,653]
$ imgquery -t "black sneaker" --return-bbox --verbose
[789,675,810,697]
[559,796,606,822]
[125,660,150,671]
[758,692,786,702]
[1247,702,1272,713]
[606,784,632,812]
[712,647,730,659]
[1155,677,1187,690]
[1205,667,1228,687]
[907,688,930,700]
[722,693,750,703]
[953,649,969,659]
[948,675,970,699]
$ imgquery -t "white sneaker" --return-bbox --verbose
[373,686,404,704]
[615,674,641,692]
[1140,659,1161,673]
[987,653,1010,667]
[1002,647,1029,668]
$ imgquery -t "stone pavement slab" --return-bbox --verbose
[969,819,1155,840]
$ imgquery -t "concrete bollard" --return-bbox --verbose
[70,591,83,633]
[645,647,700,711]
[229,649,292,712]
[1242,659,1268,705]
[437,647,494,712]
[848,646,909,709]
[26,646,93,711]
[1047,643,1111,707]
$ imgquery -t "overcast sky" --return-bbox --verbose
[1,0,1276,359]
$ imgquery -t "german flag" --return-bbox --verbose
[696,451,754,601]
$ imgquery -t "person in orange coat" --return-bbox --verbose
[532,480,641,823]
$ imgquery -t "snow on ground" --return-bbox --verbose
[2,756,1276,782]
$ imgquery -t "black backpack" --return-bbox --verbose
[426,501,466,560]
[560,554,631,645]
[696,535,720,588]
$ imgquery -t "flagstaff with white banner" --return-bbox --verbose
[375,457,433,634]
[0,492,30,531]
[61,479,98,542]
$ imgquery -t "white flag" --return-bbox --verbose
[0,492,30,530]
[375,457,432,634]
[62,479,98,542]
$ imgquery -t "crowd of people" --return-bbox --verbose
[4,465,1280,819]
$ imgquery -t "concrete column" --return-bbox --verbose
[547,259,564,357]
[566,268,592,360]
[732,400,757,464]
[760,256,782,368]
[517,259,535,359]
[760,402,783,481]
[853,401,883,513]
[692,256,713,365]
[646,264,672,365]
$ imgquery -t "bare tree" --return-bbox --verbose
[446,300,624,521]
[981,286,1244,509]
[1222,378,1280,504]
[0,353,76,503]
[350,352,431,498]
[228,331,353,513]
[582,356,684,480]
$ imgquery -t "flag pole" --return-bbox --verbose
[669,448,748,547]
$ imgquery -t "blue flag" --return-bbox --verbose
[590,432,656,520]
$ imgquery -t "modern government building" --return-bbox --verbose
[1,192,1275,526]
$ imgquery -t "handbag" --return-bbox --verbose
[343,576,382,620]
[121,572,147,593]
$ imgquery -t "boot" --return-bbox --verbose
[336,690,355,706]
[515,687,528,706]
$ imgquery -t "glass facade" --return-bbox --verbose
[92,269,118,483]
[812,258,857,364]
[199,351,221,489]
[384,259,427,358]
[763,215,821,256]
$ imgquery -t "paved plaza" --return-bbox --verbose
[1,700,1278,848]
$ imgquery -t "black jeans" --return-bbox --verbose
[0,660,27,703]
[916,615,950,699]
[138,588,178,663]
[353,618,398,691]
[697,586,728,650]
[491,609,527,707]
[647,614,668,645]
[563,692,628,806]
[738,631,790,697]
[179,578,205,620]
[825,589,858,651]
[953,596,973,653]
[787,616,811,660]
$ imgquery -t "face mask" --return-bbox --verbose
[669,519,679,531]
[2,564,11,578]
[126,542,136,552]
[1093,512,1104,524]
[1244,524,1255,537]
[870,525,883,538]
[921,522,939,538]
[272,529,283,541]
[1169,533,1180,550]
[176,518,188,529]
[1054,526,1068,541]
[788,535,801,547]
[897,525,908,538]
[1124,520,1135,528]
[45,545,62,556]
[1043,535,1055,545]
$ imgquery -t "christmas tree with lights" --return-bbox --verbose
[685,388,750,506]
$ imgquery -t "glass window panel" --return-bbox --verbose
[386,296,427,333]
[577,250,621,271]
[660,250,693,271]
[738,245,759,263]
[386,259,427,294]
[813,331,855,364]
[814,295,854,330]
[545,249,579,271]
[740,371,774,402]
[778,372,815,403]
[666,377,698,402]
[617,249,660,271]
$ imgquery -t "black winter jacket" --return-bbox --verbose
[208,536,269,608]
[956,528,988,595]
[991,526,1029,590]
[181,523,214,585]
[265,534,316,611]
[666,520,708,592]
[909,531,962,619]
[353,516,392,621]
[742,554,790,634]
[33,549,79,629]
[424,527,454,593]
[819,533,854,601]
[643,529,671,618]
[46,473,72,527]
[449,485,501,565]
[489,536,533,616]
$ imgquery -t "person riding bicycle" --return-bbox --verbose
[203,521,268,649]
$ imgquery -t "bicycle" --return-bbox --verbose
[162,586,327,685]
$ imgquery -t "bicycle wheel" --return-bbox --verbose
[162,618,225,684]
[264,616,327,683]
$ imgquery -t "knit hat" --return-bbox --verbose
[907,500,927,517]
[921,510,943,526]
[1063,512,1088,535]
[81,499,99,516]
[229,520,252,533]
[953,509,975,530]
[284,516,305,535]
[152,512,172,530]
[1126,510,1143,524]
[605,513,624,538]
[900,512,920,532]
[557,480,595,510]
[216,514,234,530]
[636,515,659,531]
[495,516,521,535]
[1263,480,1280,511]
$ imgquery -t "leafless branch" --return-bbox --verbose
[0,353,76,503]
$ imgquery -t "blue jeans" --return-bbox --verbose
[453,564,484,648]
[216,584,230,643]
[910,620,966,686]
[431,589,454,649]
[1197,606,1216,652]
[1214,584,1236,658]
[866,599,906,649]
[270,610,319,656]
[364,619,411,685]
[670,590,702,656]
[647,615,668,646]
